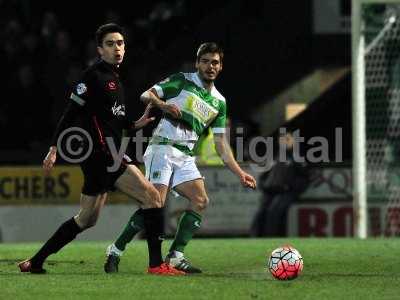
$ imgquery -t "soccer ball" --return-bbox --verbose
[268,245,303,280]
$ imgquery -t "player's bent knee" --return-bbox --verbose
[193,196,209,211]
[144,184,162,208]
[75,214,98,230]
[85,217,98,229]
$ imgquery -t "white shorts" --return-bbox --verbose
[143,144,202,188]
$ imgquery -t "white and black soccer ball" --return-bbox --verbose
[268,245,303,280]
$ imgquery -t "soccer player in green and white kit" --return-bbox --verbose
[104,42,257,274]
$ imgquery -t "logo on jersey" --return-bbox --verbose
[108,81,117,90]
[152,171,161,179]
[185,95,218,124]
[130,221,142,230]
[212,99,219,108]
[193,98,215,120]
[76,83,87,95]
[112,101,125,117]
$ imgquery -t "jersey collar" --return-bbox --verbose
[99,59,120,76]
[193,72,215,93]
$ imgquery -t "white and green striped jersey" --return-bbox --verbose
[152,72,227,150]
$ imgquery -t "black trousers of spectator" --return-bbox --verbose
[250,192,296,237]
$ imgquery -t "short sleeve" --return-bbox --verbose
[210,100,227,133]
[152,73,185,99]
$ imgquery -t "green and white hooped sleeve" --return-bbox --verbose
[152,73,185,100]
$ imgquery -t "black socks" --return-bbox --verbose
[142,208,164,268]
[31,217,83,268]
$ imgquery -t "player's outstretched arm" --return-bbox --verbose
[214,133,256,189]
[140,89,181,119]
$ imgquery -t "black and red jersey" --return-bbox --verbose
[51,59,130,154]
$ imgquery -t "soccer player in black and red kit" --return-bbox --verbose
[18,23,183,275]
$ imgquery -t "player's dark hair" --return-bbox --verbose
[95,23,125,46]
[196,42,224,62]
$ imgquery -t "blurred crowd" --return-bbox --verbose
[0,1,195,152]
[0,0,260,164]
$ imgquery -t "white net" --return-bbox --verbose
[364,3,400,236]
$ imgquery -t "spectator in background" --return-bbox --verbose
[40,11,59,46]
[7,65,51,149]
[250,130,310,237]
[20,32,43,70]
[2,19,23,71]
[65,63,82,88]
[147,0,187,51]
[231,118,260,162]
[104,9,122,24]
[45,30,78,127]
[84,40,98,67]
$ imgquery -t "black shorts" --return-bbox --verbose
[79,150,127,196]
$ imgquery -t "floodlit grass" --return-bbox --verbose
[1,239,400,299]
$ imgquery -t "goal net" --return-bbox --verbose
[353,0,400,237]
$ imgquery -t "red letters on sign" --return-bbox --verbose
[333,207,353,237]
[298,208,327,237]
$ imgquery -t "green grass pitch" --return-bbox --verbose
[1,239,400,299]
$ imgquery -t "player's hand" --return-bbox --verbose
[134,104,156,129]
[43,147,57,175]
[161,103,182,119]
[239,172,257,189]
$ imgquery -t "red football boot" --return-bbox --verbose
[147,263,185,275]
[18,259,46,274]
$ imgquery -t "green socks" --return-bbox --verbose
[114,209,202,255]
[114,209,145,251]
[169,210,202,253]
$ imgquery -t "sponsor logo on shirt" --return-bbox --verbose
[212,98,219,108]
[108,81,117,90]
[112,101,125,116]
[184,95,218,124]
[152,171,161,179]
[193,98,213,120]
